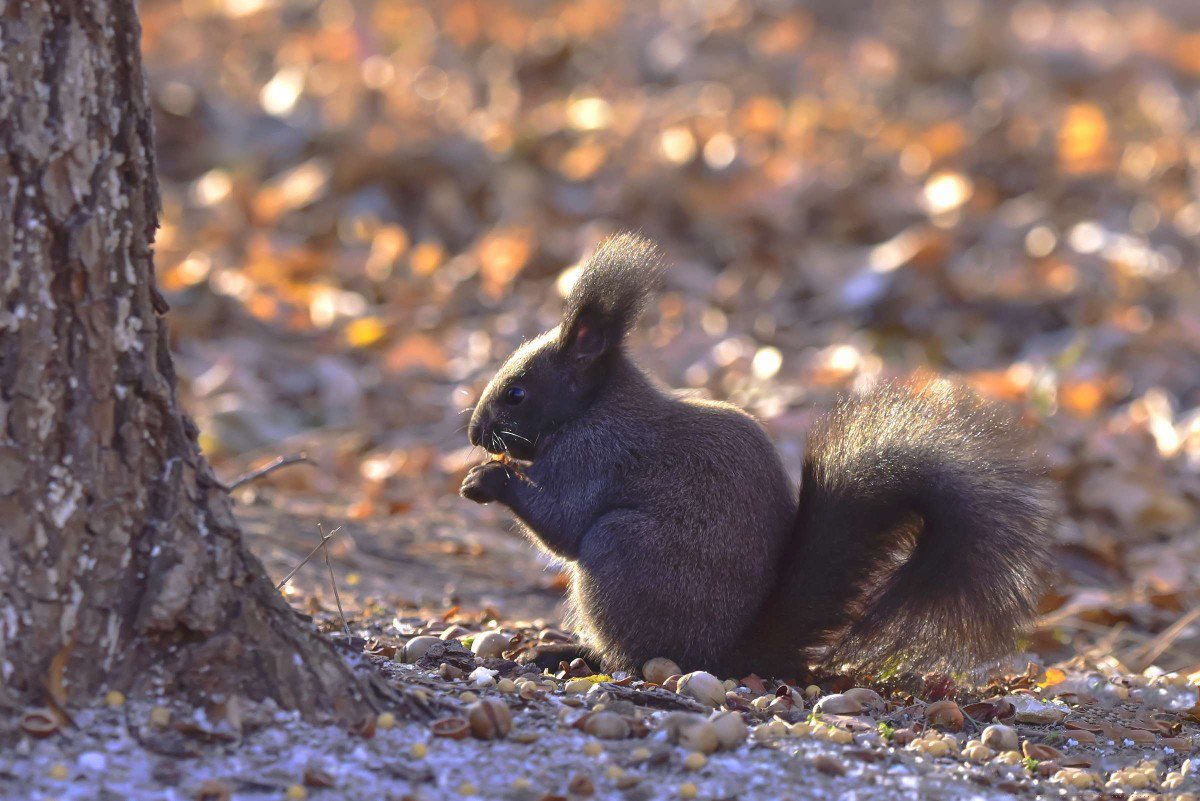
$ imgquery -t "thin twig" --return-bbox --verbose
[1126,606,1200,672]
[275,525,343,591]
[228,453,312,492]
[319,523,351,638]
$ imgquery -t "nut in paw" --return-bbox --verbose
[459,462,512,504]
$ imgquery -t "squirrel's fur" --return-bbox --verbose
[462,233,1050,677]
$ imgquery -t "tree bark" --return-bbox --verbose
[0,0,381,722]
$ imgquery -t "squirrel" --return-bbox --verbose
[461,234,1050,679]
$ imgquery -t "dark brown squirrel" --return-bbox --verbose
[461,234,1050,679]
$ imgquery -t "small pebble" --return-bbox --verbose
[468,667,497,688]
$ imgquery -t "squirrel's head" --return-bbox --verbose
[468,233,663,461]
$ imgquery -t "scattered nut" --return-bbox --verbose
[1022,742,1063,761]
[709,710,748,750]
[583,740,604,757]
[662,713,719,754]
[585,711,631,740]
[149,706,171,728]
[683,752,707,770]
[403,635,442,662]
[376,712,396,729]
[924,700,964,731]
[471,630,511,659]
[812,754,846,776]
[568,774,595,795]
[431,716,471,740]
[564,678,593,694]
[467,698,512,739]
[814,693,863,716]
[843,687,886,714]
[677,671,725,707]
[642,657,683,685]
[440,625,471,640]
[495,678,517,694]
[981,724,1019,752]
[20,708,60,739]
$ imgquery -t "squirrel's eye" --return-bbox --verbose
[504,386,526,405]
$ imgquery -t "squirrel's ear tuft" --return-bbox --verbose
[559,233,665,362]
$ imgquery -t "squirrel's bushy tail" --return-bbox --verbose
[780,380,1050,674]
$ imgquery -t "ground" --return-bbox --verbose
[7,0,1200,798]
[2,483,1196,801]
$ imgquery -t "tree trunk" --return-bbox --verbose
[0,0,381,722]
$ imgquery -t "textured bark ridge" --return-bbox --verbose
[0,1,381,721]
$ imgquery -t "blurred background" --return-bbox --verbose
[141,0,1200,670]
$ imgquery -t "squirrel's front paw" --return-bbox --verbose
[460,461,513,504]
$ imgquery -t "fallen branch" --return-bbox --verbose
[227,453,312,492]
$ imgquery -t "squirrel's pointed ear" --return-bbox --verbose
[557,234,665,363]
[562,309,608,364]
